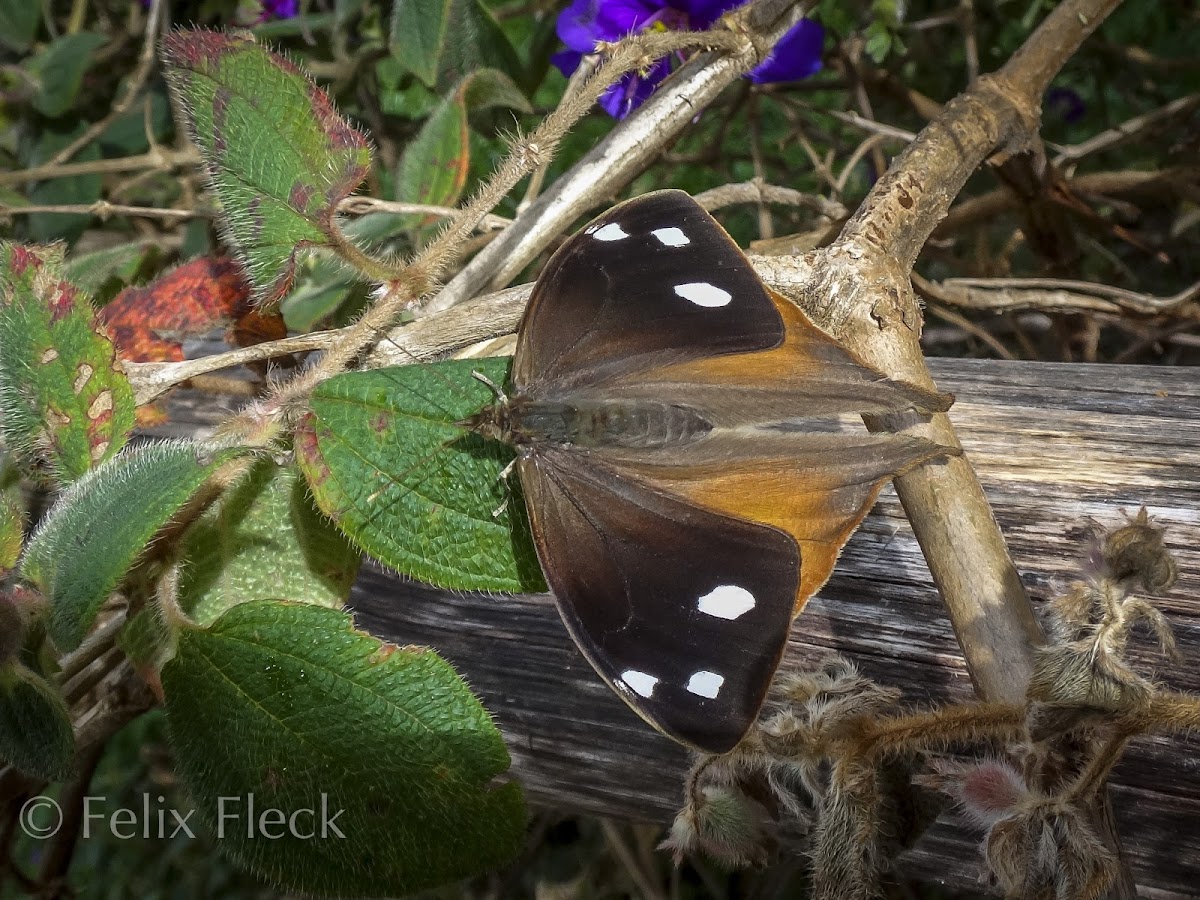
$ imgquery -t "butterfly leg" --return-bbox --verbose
[490,457,518,518]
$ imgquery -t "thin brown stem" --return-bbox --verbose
[46,0,166,168]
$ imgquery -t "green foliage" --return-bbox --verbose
[390,0,520,89]
[161,30,373,303]
[392,69,531,233]
[21,441,238,650]
[0,0,39,52]
[0,483,23,575]
[162,600,527,897]
[0,662,74,780]
[23,126,103,245]
[27,32,107,117]
[0,243,136,482]
[395,90,469,215]
[177,459,360,625]
[63,240,163,304]
[296,358,544,594]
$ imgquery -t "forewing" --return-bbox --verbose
[518,451,799,754]
[594,286,955,421]
[512,191,785,394]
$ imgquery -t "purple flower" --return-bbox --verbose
[261,0,299,18]
[553,0,824,118]
[1046,86,1087,125]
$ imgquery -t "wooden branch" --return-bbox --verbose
[341,358,1200,899]
[802,0,1124,709]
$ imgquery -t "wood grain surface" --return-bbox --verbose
[165,356,1200,897]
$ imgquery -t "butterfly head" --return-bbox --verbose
[456,368,515,446]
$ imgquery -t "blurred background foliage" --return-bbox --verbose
[0,0,1197,896]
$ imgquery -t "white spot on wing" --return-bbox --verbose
[697,585,756,620]
[620,669,659,698]
[651,226,689,247]
[686,671,725,699]
[592,222,629,242]
[674,282,732,308]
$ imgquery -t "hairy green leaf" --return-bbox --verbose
[161,30,372,304]
[0,663,74,780]
[21,441,236,650]
[393,68,531,232]
[0,244,135,482]
[162,600,526,896]
[295,359,543,593]
[178,460,360,625]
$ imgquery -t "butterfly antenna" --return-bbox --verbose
[471,369,509,404]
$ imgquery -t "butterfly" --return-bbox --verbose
[455,190,954,754]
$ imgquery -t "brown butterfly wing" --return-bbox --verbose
[517,451,798,753]
[512,190,786,395]
[515,190,951,417]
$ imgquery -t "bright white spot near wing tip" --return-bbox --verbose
[592,222,629,242]
[651,226,689,247]
[697,584,756,620]
[620,669,659,698]
[675,282,732,308]
[686,671,725,699]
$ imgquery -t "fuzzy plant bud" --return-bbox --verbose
[660,784,773,868]
[986,802,1116,900]
[1102,508,1177,595]
[922,758,1031,829]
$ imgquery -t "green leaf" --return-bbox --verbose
[459,68,533,115]
[27,32,107,117]
[26,128,102,244]
[0,0,40,52]
[162,600,526,896]
[295,359,543,593]
[386,70,529,239]
[0,663,74,780]
[864,21,893,64]
[21,441,237,650]
[390,0,520,89]
[178,460,360,625]
[394,92,469,214]
[98,89,172,156]
[279,255,367,331]
[0,244,136,482]
[161,30,373,304]
[62,239,162,304]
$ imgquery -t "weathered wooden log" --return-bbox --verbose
[335,357,1200,899]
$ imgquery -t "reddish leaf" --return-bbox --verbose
[99,257,285,363]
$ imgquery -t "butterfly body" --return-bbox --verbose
[461,191,954,753]
[466,398,714,451]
